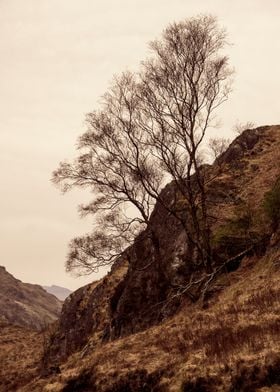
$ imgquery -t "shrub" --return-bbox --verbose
[211,201,260,260]
[181,376,217,392]
[263,177,280,229]
[62,371,95,392]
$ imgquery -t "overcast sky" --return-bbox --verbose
[0,0,279,290]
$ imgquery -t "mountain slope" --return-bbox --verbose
[44,126,280,362]
[0,266,62,330]
[0,321,43,391]
[2,125,280,391]
[36,248,280,392]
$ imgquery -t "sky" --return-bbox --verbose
[0,0,279,291]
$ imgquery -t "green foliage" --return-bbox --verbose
[211,202,263,260]
[263,177,280,229]
[212,203,253,247]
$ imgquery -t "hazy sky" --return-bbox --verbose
[0,0,279,290]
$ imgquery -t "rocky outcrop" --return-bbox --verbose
[0,266,62,330]
[109,126,280,338]
[218,126,270,166]
[43,257,128,365]
[45,125,280,365]
[2,125,280,392]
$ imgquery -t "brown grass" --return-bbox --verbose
[0,324,43,391]
[26,248,280,392]
[5,126,280,391]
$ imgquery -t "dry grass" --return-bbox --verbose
[0,324,43,391]
[5,126,280,391]
[26,248,280,391]
[228,126,280,216]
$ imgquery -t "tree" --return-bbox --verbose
[233,121,255,135]
[53,72,165,274]
[53,15,232,275]
[209,137,231,162]
[138,15,233,270]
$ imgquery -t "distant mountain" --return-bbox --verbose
[43,285,72,301]
[0,266,62,331]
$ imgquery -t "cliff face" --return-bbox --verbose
[0,266,62,330]
[109,125,279,337]
[43,125,280,370]
[44,258,128,365]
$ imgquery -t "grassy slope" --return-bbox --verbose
[0,323,43,391]
[27,247,279,391]
[25,126,280,391]
[2,126,280,391]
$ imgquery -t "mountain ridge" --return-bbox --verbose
[43,285,72,301]
[0,265,62,331]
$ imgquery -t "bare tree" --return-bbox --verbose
[208,136,231,162]
[65,212,139,275]
[53,15,233,276]
[138,15,233,271]
[233,121,255,135]
[53,72,164,274]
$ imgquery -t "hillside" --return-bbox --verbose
[0,266,62,330]
[1,125,280,391]
[43,285,72,301]
[0,321,43,391]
